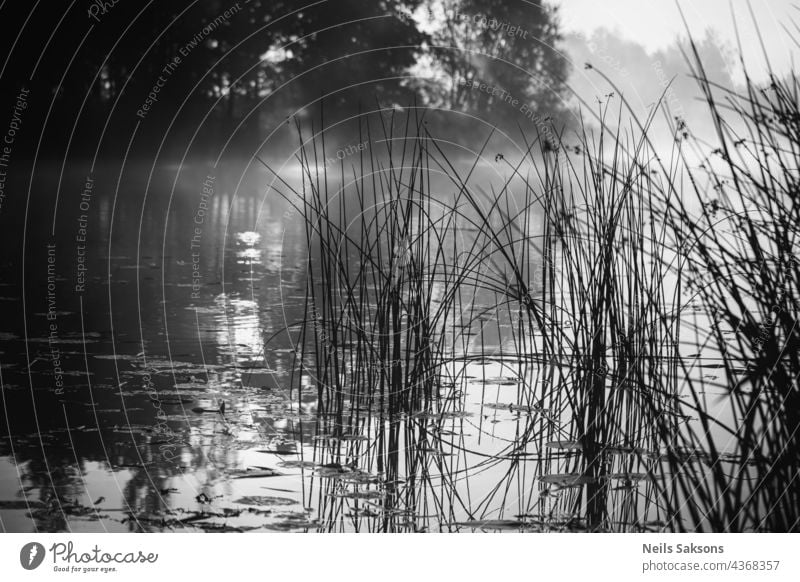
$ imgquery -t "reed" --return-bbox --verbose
[265,23,800,529]
[648,22,800,532]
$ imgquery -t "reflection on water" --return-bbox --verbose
[1,161,677,533]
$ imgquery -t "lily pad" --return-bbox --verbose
[545,440,583,451]
[469,377,522,385]
[330,490,385,500]
[453,519,525,530]
[234,496,297,507]
[603,445,651,456]
[277,460,316,469]
[539,473,596,487]
[231,468,284,479]
[605,472,650,482]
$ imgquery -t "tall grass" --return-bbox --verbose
[573,15,800,531]
[260,106,684,531]
[648,25,800,532]
[263,23,800,530]
[261,109,529,530]
[462,110,682,531]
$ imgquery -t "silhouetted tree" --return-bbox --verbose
[252,0,427,119]
[408,0,569,124]
[0,0,567,157]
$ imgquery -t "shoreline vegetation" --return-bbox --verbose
[258,28,800,532]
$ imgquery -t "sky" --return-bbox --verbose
[533,0,800,149]
[554,0,799,76]
[407,0,795,138]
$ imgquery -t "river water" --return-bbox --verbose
[0,159,576,532]
[2,154,728,532]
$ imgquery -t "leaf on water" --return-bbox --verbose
[192,523,249,533]
[411,410,472,420]
[469,377,522,385]
[234,496,297,507]
[481,402,512,410]
[263,511,316,531]
[330,490,385,500]
[277,460,316,469]
[264,519,316,531]
[539,473,596,486]
[453,519,524,530]
[231,468,284,479]
[313,465,349,477]
[441,410,473,419]
[345,508,382,518]
[191,407,218,414]
[605,472,650,482]
[313,464,379,484]
[340,472,381,484]
[545,440,583,451]
[603,445,652,456]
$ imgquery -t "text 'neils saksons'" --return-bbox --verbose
[643,543,724,554]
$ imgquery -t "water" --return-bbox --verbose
[0,161,317,532]
[0,160,599,532]
[1,157,734,533]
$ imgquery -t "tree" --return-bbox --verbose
[407,0,569,125]
[254,1,428,119]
